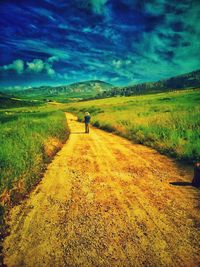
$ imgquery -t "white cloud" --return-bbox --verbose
[47,56,59,63]
[83,27,93,33]
[0,57,57,77]
[27,58,57,76]
[112,59,132,69]
[45,63,56,76]
[20,39,70,60]
[27,59,44,73]
[111,77,120,82]
[112,60,122,69]
[0,59,24,74]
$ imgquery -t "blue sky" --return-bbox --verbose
[0,0,200,88]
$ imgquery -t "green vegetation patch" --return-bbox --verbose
[0,109,69,198]
[0,95,41,109]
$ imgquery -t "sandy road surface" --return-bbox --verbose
[3,113,200,267]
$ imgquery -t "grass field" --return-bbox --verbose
[0,105,69,208]
[67,89,200,163]
[0,89,199,206]
[0,96,42,109]
[18,92,91,102]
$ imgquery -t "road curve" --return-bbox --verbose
[3,113,200,267]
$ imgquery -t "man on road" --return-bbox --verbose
[84,112,91,133]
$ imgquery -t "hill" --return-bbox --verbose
[2,69,200,101]
[97,69,200,98]
[0,92,40,109]
[15,80,113,100]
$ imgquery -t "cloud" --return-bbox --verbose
[0,59,24,74]
[144,0,166,15]
[45,63,56,76]
[77,0,109,14]
[27,58,57,76]
[112,60,123,69]
[0,57,57,78]
[26,58,57,76]
[47,56,59,63]
[90,0,108,14]
[0,0,200,87]
[27,59,44,73]
[9,39,70,61]
[112,59,132,69]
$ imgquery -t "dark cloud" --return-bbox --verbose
[0,0,200,88]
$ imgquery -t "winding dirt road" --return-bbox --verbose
[3,113,200,267]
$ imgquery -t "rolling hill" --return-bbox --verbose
[1,69,200,102]
[0,92,40,109]
[14,80,113,100]
[97,69,200,98]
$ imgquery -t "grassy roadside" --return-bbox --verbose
[0,103,69,265]
[0,107,69,208]
[66,89,200,163]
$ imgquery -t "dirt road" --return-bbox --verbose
[3,113,200,267]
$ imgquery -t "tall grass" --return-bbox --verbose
[0,109,69,201]
[67,90,200,163]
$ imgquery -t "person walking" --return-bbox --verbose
[84,112,91,133]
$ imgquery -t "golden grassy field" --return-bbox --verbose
[67,89,200,163]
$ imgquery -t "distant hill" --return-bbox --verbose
[2,69,200,101]
[15,80,113,100]
[97,69,200,98]
[0,92,40,109]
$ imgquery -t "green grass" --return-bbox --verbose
[0,107,69,199]
[16,92,97,102]
[67,89,200,163]
[0,89,199,201]
[0,96,42,109]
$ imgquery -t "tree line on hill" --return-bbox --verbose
[95,69,200,98]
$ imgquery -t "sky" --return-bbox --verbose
[0,0,200,88]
